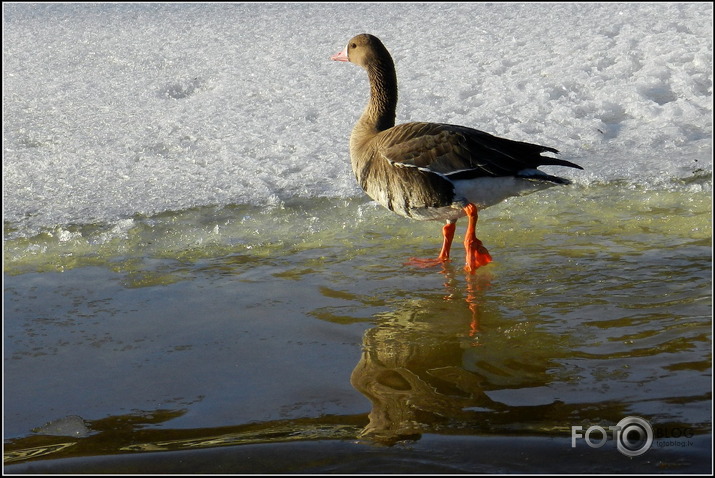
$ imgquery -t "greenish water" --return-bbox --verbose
[3,183,712,473]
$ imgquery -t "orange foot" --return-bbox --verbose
[463,203,493,273]
[405,221,456,270]
[405,256,449,269]
[464,238,492,273]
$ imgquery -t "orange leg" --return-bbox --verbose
[437,221,456,261]
[463,203,492,273]
[406,220,456,268]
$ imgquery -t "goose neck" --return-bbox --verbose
[360,60,398,133]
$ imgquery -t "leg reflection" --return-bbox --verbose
[440,264,493,339]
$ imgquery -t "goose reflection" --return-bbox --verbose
[350,270,555,445]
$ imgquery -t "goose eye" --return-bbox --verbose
[350,43,357,49]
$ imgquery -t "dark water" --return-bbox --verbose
[3,184,712,473]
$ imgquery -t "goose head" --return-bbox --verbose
[330,33,392,70]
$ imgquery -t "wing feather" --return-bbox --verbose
[376,122,581,178]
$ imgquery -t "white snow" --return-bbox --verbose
[3,3,712,238]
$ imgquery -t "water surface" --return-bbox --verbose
[4,183,712,473]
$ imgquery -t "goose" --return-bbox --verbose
[331,34,582,272]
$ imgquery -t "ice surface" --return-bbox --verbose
[32,415,91,438]
[3,3,712,238]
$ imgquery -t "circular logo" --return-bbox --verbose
[616,416,653,457]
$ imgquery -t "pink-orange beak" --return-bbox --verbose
[330,45,349,62]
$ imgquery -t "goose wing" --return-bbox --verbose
[376,122,582,179]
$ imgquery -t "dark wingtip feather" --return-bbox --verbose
[540,154,584,170]
[536,144,584,171]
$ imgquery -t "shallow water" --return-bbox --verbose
[3,182,712,473]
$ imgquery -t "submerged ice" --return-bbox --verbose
[3,3,712,239]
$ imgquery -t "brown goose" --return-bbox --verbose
[331,34,583,272]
